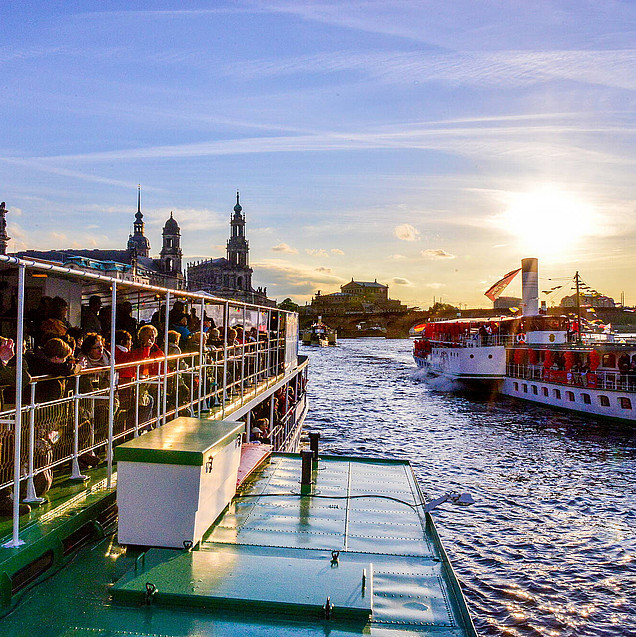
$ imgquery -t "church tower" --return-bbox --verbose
[160,211,182,274]
[227,191,249,268]
[126,185,151,258]
[0,202,10,256]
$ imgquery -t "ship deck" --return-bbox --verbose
[0,453,475,636]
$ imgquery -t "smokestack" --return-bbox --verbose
[521,258,539,316]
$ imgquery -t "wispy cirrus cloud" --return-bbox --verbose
[392,277,412,286]
[394,224,420,241]
[331,248,344,255]
[421,249,456,260]
[272,242,298,254]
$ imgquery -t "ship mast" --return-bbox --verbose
[575,271,582,344]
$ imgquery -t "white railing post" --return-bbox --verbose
[4,263,26,547]
[106,281,117,489]
[198,297,204,416]
[162,291,170,427]
[24,383,45,502]
[70,374,88,481]
[222,302,229,416]
[240,306,246,402]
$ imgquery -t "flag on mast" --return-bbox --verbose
[484,268,522,302]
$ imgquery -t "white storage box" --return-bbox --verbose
[115,417,244,548]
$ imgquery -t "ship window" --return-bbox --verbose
[488,354,493,359]
[514,382,519,391]
[553,389,561,399]
[602,353,616,368]
[542,387,548,397]
[620,397,632,409]
[599,395,610,407]
[581,393,591,404]
[523,384,528,393]
[532,385,538,395]
[566,391,575,402]
[470,354,474,359]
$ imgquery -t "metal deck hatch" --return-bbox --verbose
[112,544,373,622]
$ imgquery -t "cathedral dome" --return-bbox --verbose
[163,211,180,233]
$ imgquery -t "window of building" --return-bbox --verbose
[523,384,528,393]
[599,395,610,407]
[620,397,632,409]
[553,388,561,399]
[566,391,575,402]
[581,393,591,404]
[532,385,538,395]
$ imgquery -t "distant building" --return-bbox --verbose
[13,187,185,289]
[493,296,522,310]
[306,279,407,315]
[560,293,616,308]
[186,193,273,306]
[6,190,273,304]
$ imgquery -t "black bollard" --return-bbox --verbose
[308,432,320,460]
[300,450,313,485]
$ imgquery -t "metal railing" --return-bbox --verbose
[0,337,305,498]
[506,364,636,392]
[0,253,305,547]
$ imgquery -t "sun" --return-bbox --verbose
[498,186,599,257]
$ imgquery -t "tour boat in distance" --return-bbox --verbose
[301,317,337,346]
[414,258,636,423]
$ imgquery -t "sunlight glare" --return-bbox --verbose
[499,187,598,257]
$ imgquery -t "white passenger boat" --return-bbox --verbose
[0,255,477,637]
[414,258,636,423]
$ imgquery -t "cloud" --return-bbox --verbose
[272,242,298,254]
[316,266,332,274]
[421,249,456,260]
[394,224,420,241]
[253,259,346,296]
[330,248,344,255]
[426,282,446,289]
[392,277,412,286]
[306,248,329,258]
[147,207,226,233]
[387,254,407,261]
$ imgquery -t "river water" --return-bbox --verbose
[301,338,636,637]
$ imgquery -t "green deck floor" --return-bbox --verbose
[0,454,476,636]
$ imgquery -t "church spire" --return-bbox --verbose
[135,184,142,222]
[0,202,10,256]
[227,192,249,268]
[127,185,151,258]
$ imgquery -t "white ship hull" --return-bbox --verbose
[501,376,636,422]
[415,345,505,385]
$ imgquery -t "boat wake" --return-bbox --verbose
[410,368,462,392]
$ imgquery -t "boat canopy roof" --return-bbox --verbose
[422,315,570,339]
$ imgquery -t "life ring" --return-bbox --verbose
[516,333,527,343]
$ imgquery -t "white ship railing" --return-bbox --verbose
[506,364,636,392]
[0,255,306,547]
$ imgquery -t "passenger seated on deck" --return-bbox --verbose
[250,418,270,444]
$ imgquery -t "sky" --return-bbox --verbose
[2,0,636,308]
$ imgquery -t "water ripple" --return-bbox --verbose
[302,338,636,636]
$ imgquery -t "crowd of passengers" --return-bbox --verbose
[0,295,286,517]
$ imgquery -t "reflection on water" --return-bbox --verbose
[302,338,636,637]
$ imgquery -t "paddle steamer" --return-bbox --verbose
[414,258,636,423]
